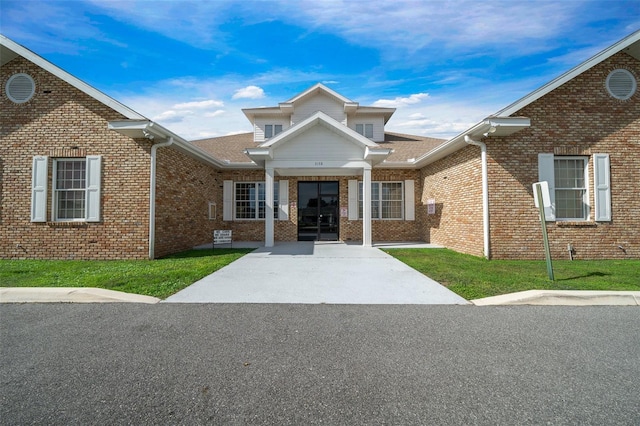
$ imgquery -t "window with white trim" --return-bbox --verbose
[356,123,373,139]
[554,157,588,220]
[234,182,279,220]
[264,124,283,139]
[53,159,87,220]
[31,155,102,223]
[358,181,404,219]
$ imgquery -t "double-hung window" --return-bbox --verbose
[358,182,404,219]
[554,157,588,220]
[53,159,87,220]
[356,123,373,139]
[234,182,279,220]
[31,155,102,223]
[264,124,283,139]
[538,153,611,222]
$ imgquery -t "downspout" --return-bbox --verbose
[149,136,174,259]
[464,135,490,259]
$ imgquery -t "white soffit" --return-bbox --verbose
[1,35,145,120]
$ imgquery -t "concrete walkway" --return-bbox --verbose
[163,241,468,304]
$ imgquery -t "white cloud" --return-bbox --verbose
[152,110,185,123]
[373,93,429,108]
[174,100,224,109]
[204,110,226,118]
[232,85,265,100]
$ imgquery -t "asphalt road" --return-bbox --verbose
[1,304,639,425]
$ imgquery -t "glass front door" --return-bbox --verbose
[298,181,339,241]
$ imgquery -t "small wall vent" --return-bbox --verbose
[606,69,636,100]
[6,73,36,104]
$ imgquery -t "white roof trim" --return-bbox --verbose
[496,30,640,117]
[108,120,257,169]
[1,35,146,120]
[286,82,355,104]
[259,111,381,149]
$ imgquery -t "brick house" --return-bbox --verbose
[1,31,638,260]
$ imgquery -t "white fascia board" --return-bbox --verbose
[108,119,239,169]
[496,30,640,117]
[1,35,145,120]
[286,82,354,104]
[260,111,380,150]
[412,116,531,168]
[364,147,393,165]
[241,107,283,123]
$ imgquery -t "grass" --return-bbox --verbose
[0,249,253,299]
[383,248,640,300]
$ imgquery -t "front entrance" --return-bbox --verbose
[297,181,339,241]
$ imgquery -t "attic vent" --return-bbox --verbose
[606,69,636,100]
[6,73,36,104]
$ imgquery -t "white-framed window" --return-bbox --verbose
[356,123,373,139]
[31,155,101,223]
[264,124,283,139]
[358,181,404,219]
[53,159,87,221]
[538,153,610,222]
[554,157,588,220]
[234,182,279,220]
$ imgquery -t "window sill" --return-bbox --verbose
[48,221,89,228]
[554,221,597,228]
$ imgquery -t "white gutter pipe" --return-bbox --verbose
[464,135,490,259]
[149,136,174,259]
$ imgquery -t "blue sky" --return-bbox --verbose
[2,0,639,140]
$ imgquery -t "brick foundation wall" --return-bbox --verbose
[488,51,640,259]
[419,146,484,257]
[1,57,151,259]
[218,170,423,243]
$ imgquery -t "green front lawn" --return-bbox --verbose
[384,248,640,300]
[0,249,253,299]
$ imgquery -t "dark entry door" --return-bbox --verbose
[297,181,339,241]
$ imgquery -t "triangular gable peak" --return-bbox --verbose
[497,30,640,117]
[243,83,395,143]
[0,34,145,120]
[245,111,391,175]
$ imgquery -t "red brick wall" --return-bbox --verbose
[153,147,221,257]
[1,57,151,259]
[487,51,640,259]
[419,146,484,257]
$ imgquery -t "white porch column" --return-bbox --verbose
[362,166,372,246]
[265,167,275,247]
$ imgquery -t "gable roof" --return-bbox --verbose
[414,30,640,168]
[497,29,640,117]
[1,34,146,120]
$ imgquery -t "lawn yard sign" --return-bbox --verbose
[533,181,554,281]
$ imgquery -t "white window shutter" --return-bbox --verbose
[85,156,102,222]
[593,154,611,221]
[278,180,289,221]
[538,153,556,221]
[348,179,358,220]
[31,156,48,222]
[404,180,415,221]
[223,180,233,221]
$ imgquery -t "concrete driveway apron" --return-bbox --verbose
[163,242,468,304]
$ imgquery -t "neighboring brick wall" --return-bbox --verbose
[488,51,639,259]
[153,147,221,258]
[218,170,423,243]
[419,146,484,257]
[1,57,152,259]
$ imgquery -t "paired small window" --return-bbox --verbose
[358,181,404,219]
[264,124,283,139]
[355,123,373,139]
